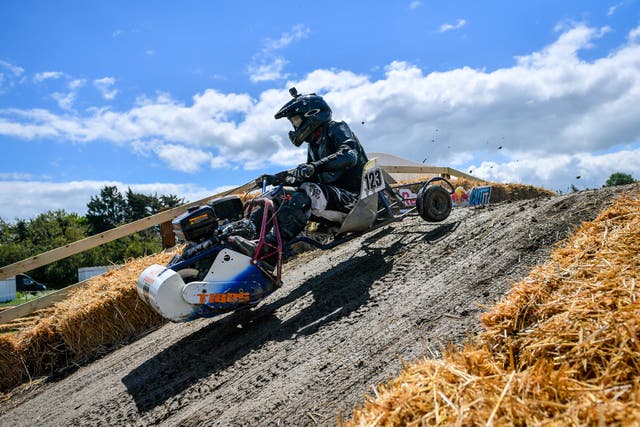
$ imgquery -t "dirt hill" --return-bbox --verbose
[0,184,636,426]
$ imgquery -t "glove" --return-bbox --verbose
[292,163,315,181]
[255,174,278,187]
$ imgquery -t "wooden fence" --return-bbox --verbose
[0,181,255,281]
[0,165,477,324]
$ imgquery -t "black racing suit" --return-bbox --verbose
[307,120,368,193]
[300,120,369,224]
[253,120,368,245]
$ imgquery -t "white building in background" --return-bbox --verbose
[0,277,17,303]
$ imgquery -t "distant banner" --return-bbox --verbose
[451,186,491,207]
[469,186,491,206]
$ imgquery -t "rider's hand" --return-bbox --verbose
[292,163,315,181]
[255,174,278,187]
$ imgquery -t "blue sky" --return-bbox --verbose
[1,1,640,220]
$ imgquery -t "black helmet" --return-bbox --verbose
[274,87,332,147]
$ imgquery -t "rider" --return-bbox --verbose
[230,87,368,264]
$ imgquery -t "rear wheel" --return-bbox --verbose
[417,185,452,222]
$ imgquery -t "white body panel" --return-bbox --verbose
[137,264,195,322]
[182,249,253,305]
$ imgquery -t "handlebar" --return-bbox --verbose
[255,169,297,189]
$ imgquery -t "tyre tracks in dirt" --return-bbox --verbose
[0,186,630,426]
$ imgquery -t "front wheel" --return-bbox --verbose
[417,185,452,222]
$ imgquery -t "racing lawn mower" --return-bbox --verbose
[137,160,454,322]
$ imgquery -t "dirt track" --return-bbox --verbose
[0,185,632,426]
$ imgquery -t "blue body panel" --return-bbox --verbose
[168,244,276,321]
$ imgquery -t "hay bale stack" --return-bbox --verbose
[0,249,177,392]
[347,191,640,425]
[394,177,555,203]
[0,335,23,391]
[451,178,555,203]
[55,255,168,358]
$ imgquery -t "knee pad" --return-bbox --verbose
[299,182,327,212]
[276,205,308,241]
[290,189,311,212]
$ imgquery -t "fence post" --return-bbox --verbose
[160,221,175,249]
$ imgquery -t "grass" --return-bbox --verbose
[0,291,53,308]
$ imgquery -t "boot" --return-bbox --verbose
[229,190,311,270]
[228,233,278,271]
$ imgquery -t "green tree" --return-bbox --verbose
[0,210,90,288]
[605,172,635,187]
[159,194,183,210]
[125,188,153,222]
[86,186,127,233]
[0,188,185,288]
[128,191,183,219]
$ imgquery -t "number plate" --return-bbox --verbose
[361,167,385,198]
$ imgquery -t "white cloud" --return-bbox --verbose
[69,79,86,90]
[132,139,230,172]
[248,24,310,82]
[249,57,288,83]
[48,79,86,110]
[33,71,65,83]
[209,155,230,169]
[0,60,24,76]
[51,92,76,110]
[1,23,640,193]
[629,25,640,43]
[608,2,623,16]
[0,60,25,93]
[145,49,155,56]
[0,179,236,220]
[0,172,36,180]
[409,1,422,10]
[154,143,215,173]
[263,24,310,52]
[439,19,466,33]
[93,77,118,100]
[470,147,640,191]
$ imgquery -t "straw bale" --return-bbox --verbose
[0,335,24,391]
[395,176,554,204]
[0,248,177,392]
[446,178,555,204]
[0,319,38,334]
[14,319,66,378]
[54,253,170,358]
[347,191,640,425]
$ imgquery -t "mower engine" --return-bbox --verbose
[137,195,276,322]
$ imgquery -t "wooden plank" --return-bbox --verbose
[0,164,481,282]
[381,165,485,182]
[0,280,89,324]
[0,181,257,280]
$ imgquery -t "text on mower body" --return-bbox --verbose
[197,292,250,304]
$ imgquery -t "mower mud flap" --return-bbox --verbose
[137,264,195,322]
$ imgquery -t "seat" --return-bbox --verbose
[335,158,384,236]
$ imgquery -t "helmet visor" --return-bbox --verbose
[288,115,303,130]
